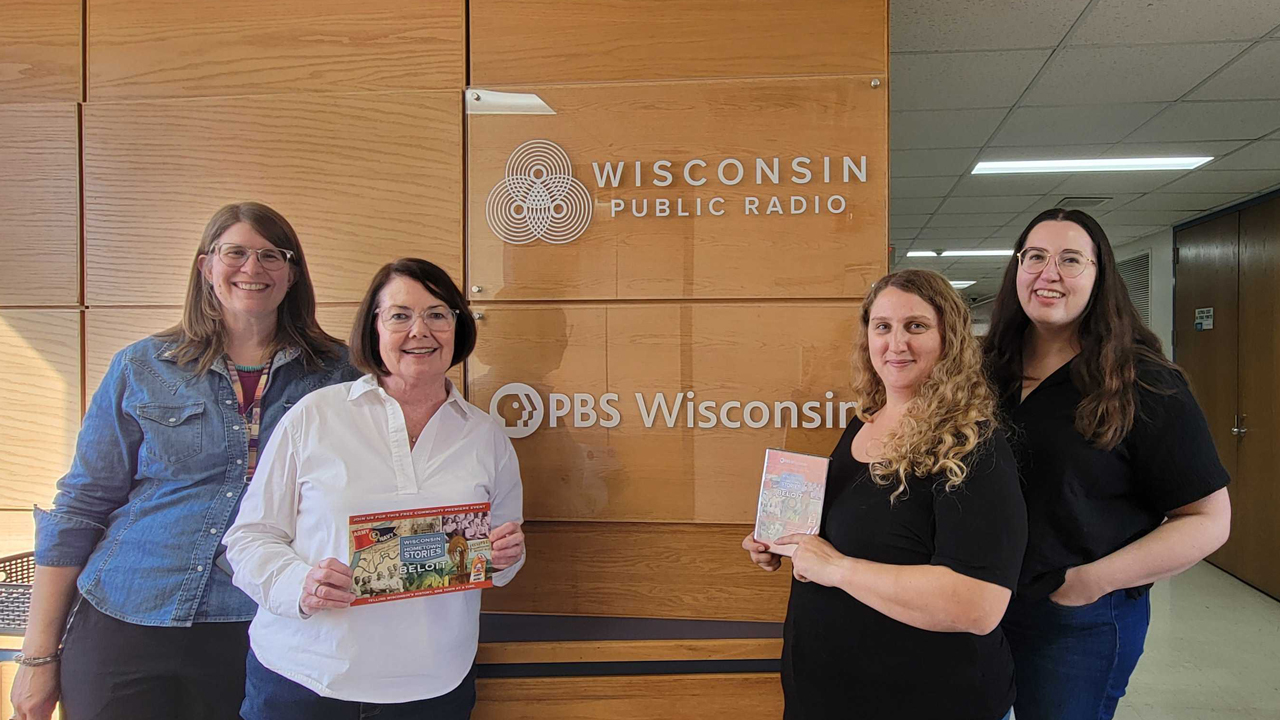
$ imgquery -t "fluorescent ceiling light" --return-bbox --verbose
[906,250,939,257]
[972,157,1212,174]
[950,281,976,289]
[942,249,1014,257]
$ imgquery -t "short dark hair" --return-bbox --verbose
[349,258,476,376]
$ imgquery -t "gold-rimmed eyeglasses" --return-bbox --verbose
[376,306,460,332]
[1017,247,1096,278]
[212,243,295,270]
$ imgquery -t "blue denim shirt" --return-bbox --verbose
[34,335,360,627]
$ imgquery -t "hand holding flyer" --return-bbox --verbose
[348,503,495,606]
[753,449,830,557]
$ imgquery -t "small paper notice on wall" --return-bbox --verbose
[1194,307,1214,331]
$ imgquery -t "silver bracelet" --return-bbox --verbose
[13,651,61,667]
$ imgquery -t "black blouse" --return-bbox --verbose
[782,419,1027,720]
[1001,358,1231,600]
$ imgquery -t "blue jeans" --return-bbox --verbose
[1002,589,1151,720]
[241,650,476,720]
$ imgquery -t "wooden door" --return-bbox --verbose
[1236,199,1280,599]
[1173,215,1243,575]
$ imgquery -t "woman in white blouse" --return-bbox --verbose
[226,258,525,720]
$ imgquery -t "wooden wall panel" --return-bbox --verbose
[477,638,782,665]
[474,673,782,719]
[83,304,375,398]
[0,511,35,557]
[0,103,79,306]
[468,302,856,523]
[83,91,462,306]
[88,0,464,101]
[471,0,886,85]
[481,522,791,621]
[0,0,80,103]
[467,77,887,300]
[0,310,80,508]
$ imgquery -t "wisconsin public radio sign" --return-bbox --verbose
[485,140,869,246]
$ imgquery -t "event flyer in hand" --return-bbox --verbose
[348,502,493,606]
[753,449,830,557]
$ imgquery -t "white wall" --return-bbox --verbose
[1115,228,1175,357]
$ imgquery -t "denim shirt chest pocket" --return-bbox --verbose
[136,401,206,464]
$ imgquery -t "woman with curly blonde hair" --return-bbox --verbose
[744,269,1027,720]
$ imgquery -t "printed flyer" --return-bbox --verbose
[348,502,493,605]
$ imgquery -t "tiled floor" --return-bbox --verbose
[1116,562,1280,720]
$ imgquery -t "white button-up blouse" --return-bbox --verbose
[225,374,524,703]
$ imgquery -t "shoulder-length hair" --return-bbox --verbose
[160,202,342,374]
[852,269,997,501]
[349,258,477,376]
[983,208,1179,450]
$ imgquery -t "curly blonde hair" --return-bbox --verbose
[852,269,997,501]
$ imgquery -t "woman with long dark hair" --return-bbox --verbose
[985,209,1231,720]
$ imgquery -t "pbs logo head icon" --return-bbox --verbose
[488,383,545,439]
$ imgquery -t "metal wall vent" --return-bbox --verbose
[1117,252,1151,327]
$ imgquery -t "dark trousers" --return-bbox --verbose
[241,649,477,720]
[59,600,251,720]
[1002,590,1151,720]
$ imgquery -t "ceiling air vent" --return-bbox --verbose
[1057,196,1112,209]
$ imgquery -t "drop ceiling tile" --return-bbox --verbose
[979,145,1111,161]
[891,214,933,229]
[1100,209,1202,226]
[952,173,1071,196]
[1189,41,1280,100]
[981,234,1023,247]
[1126,101,1280,142]
[990,104,1167,146]
[1024,44,1246,106]
[1104,224,1169,238]
[1158,169,1280,193]
[890,50,1050,110]
[892,109,1007,149]
[891,197,945,214]
[890,227,921,241]
[917,226,1003,240]
[1070,0,1280,44]
[890,0,1089,52]
[940,195,1042,213]
[929,212,1018,227]
[1119,192,1247,211]
[891,176,960,197]
[1204,141,1280,171]
[1101,140,1248,158]
[891,148,981,177]
[1052,171,1192,194]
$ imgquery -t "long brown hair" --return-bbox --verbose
[983,208,1179,450]
[852,269,997,501]
[160,202,342,373]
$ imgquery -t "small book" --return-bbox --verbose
[348,502,494,606]
[753,449,830,557]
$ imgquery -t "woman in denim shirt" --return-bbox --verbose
[11,202,360,720]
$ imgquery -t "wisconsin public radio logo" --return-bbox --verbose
[487,382,857,439]
[484,140,594,246]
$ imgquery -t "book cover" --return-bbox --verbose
[753,449,830,557]
[348,502,493,606]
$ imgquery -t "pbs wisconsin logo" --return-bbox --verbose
[488,383,545,439]
[485,140,593,246]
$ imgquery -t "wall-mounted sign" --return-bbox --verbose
[488,381,856,439]
[1195,307,1214,331]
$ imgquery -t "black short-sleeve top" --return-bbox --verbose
[1001,358,1231,600]
[782,419,1028,720]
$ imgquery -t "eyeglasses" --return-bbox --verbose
[1017,247,1096,278]
[376,306,460,332]
[212,243,295,270]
